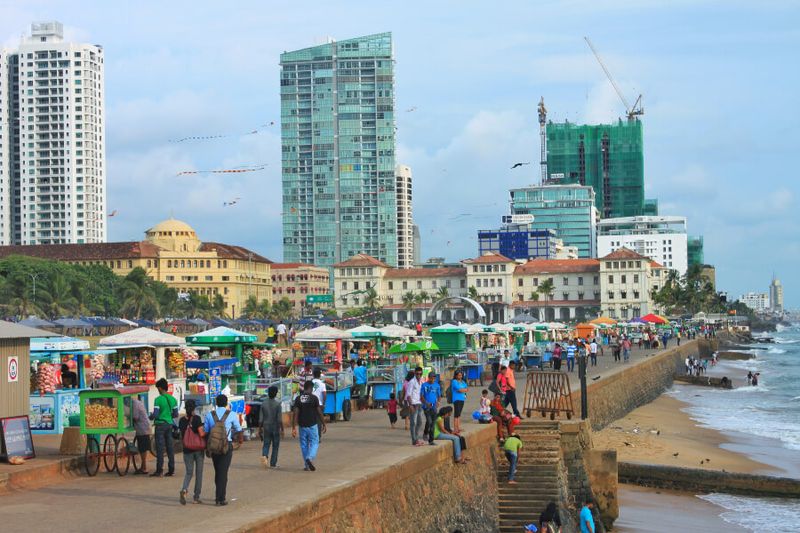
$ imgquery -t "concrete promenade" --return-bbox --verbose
[0,342,677,533]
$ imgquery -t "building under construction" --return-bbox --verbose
[545,118,645,219]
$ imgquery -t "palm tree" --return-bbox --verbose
[435,286,449,300]
[119,268,160,319]
[537,278,555,322]
[363,286,381,310]
[242,295,260,318]
[211,294,227,318]
[270,298,294,320]
[415,291,430,306]
[39,273,79,318]
[467,286,480,301]
[401,291,416,312]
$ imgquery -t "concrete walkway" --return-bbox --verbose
[0,342,687,533]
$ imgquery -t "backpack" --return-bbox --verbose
[182,415,205,452]
[445,384,453,404]
[205,410,230,457]
[488,379,501,396]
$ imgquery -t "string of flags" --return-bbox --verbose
[169,121,276,143]
[175,164,267,177]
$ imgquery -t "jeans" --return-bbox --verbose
[623,348,630,362]
[409,405,424,444]
[505,450,518,481]
[154,423,174,474]
[181,450,204,499]
[553,357,562,371]
[423,407,437,444]
[503,390,520,417]
[211,446,233,503]
[299,425,319,462]
[590,353,597,366]
[262,427,281,467]
[435,433,462,460]
[567,357,575,372]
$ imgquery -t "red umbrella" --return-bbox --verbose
[641,313,667,324]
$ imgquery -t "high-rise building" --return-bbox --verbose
[687,236,704,268]
[770,276,784,313]
[509,184,598,258]
[597,215,688,274]
[395,164,414,268]
[0,22,106,245]
[280,33,397,268]
[412,224,421,266]
[545,119,644,218]
[740,292,770,312]
[478,222,558,260]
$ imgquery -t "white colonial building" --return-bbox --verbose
[600,248,667,320]
[511,259,601,322]
[597,216,688,274]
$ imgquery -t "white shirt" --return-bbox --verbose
[590,342,598,354]
[500,355,511,368]
[406,377,422,405]
[311,378,326,405]
[277,323,287,335]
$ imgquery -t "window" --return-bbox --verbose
[578,277,583,286]
[446,280,452,288]
[477,279,482,287]
[460,280,466,288]
[621,291,627,299]
[500,265,506,272]
[533,277,539,286]
[607,291,614,300]
[621,275,627,284]
[562,292,569,300]
[166,275,174,281]
[578,292,584,300]
[480,265,486,272]
[608,275,614,283]
[633,274,639,283]
[613,261,619,269]
[416,280,422,289]
[473,266,478,273]
[518,278,523,287]
[221,276,230,281]
[354,281,359,290]
[388,281,393,290]
[633,291,640,299]
[167,260,172,268]
[498,279,503,287]
[489,279,495,287]
[594,275,599,285]
[402,281,408,289]
[621,308,629,319]
[342,282,348,290]
[432,280,437,289]
[563,277,569,286]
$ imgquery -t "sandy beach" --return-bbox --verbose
[592,393,776,474]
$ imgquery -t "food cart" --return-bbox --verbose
[79,385,149,476]
[323,371,353,422]
[367,363,408,405]
[98,328,188,412]
[184,357,245,417]
[293,325,352,364]
[28,336,116,434]
[430,324,467,377]
[186,327,268,395]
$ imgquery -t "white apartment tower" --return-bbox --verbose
[396,164,414,268]
[0,22,106,245]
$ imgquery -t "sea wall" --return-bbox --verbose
[572,340,711,431]
[239,425,499,533]
[619,462,800,498]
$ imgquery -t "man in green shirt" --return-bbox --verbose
[149,378,178,477]
[503,433,523,484]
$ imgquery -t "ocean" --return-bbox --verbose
[670,323,800,532]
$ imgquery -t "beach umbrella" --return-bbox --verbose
[186,326,258,344]
[100,327,185,347]
[641,313,667,325]
[387,340,440,354]
[510,312,536,324]
[489,322,513,332]
[378,324,417,338]
[346,325,386,338]
[590,317,617,326]
[429,323,467,333]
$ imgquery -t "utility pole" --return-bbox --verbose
[29,272,40,313]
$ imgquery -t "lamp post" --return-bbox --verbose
[578,351,588,420]
[29,272,40,312]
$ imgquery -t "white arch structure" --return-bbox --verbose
[425,296,487,323]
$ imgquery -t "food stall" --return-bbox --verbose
[293,326,352,365]
[322,371,353,422]
[430,324,467,377]
[186,327,268,395]
[367,363,408,405]
[79,385,149,477]
[184,357,243,417]
[28,336,116,434]
[97,328,187,411]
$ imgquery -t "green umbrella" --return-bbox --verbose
[387,340,440,354]
[186,326,258,344]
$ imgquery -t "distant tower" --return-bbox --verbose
[538,97,547,184]
[770,275,784,313]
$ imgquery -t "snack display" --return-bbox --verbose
[167,350,186,378]
[90,355,106,380]
[85,402,118,428]
[36,363,57,394]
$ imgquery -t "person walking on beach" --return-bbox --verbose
[566,340,576,372]
[420,372,441,445]
[612,338,621,363]
[401,370,414,430]
[179,399,206,505]
[203,394,242,505]
[149,378,178,477]
[406,366,424,445]
[579,498,595,533]
[450,370,468,434]
[539,501,562,533]
[260,385,284,469]
[291,380,326,471]
[276,320,287,346]
[387,392,398,428]
[503,433,522,484]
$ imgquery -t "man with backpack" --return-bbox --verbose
[203,394,242,506]
[291,380,326,471]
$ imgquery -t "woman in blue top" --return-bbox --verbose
[450,369,468,434]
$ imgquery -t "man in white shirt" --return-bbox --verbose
[277,321,288,346]
[500,350,511,369]
[311,368,327,439]
[589,340,598,367]
[405,367,424,446]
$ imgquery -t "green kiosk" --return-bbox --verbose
[186,327,271,395]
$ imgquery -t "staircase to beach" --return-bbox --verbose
[497,420,563,533]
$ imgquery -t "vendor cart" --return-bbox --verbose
[455,350,487,385]
[79,386,149,477]
[368,363,408,405]
[323,372,353,422]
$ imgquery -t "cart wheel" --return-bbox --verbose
[85,436,100,477]
[550,412,556,420]
[130,441,141,473]
[103,434,117,472]
[116,437,131,476]
[342,399,352,421]
[566,411,573,420]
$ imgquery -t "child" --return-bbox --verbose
[479,389,491,422]
[387,392,398,429]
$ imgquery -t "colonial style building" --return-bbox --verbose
[511,259,601,321]
[0,218,272,317]
[271,263,331,315]
[599,248,665,320]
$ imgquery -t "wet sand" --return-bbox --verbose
[592,394,776,474]
[615,484,746,532]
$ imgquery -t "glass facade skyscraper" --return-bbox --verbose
[280,33,397,267]
[509,184,598,258]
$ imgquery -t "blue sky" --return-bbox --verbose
[3,1,798,306]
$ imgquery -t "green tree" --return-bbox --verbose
[363,286,381,309]
[39,273,79,318]
[435,286,450,300]
[537,278,555,321]
[212,294,227,317]
[415,291,430,306]
[242,295,261,318]
[270,298,294,320]
[402,291,416,312]
[119,268,160,319]
[467,286,480,301]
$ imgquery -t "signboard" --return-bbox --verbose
[501,214,535,225]
[7,356,19,383]
[0,416,36,460]
[306,294,333,304]
[29,396,56,431]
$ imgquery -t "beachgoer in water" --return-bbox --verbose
[747,371,753,385]
[751,373,759,386]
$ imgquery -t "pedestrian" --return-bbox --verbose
[450,369,468,434]
[406,367,424,446]
[401,370,414,430]
[504,433,523,484]
[677,330,682,346]
[260,385,284,469]
[353,359,368,409]
[203,394,242,506]
[500,349,511,369]
[415,322,423,336]
[622,337,631,363]
[589,339,598,367]
[612,338,621,363]
[420,372,441,445]
[179,399,206,505]
[267,324,276,344]
[579,498,595,533]
[149,378,177,477]
[433,406,467,464]
[539,501,562,533]
[132,397,151,475]
[297,360,315,388]
[566,340,576,372]
[479,389,491,420]
[502,362,520,417]
[490,392,519,442]
[387,392,398,428]
[552,343,562,371]
[291,380,326,471]
[311,368,327,438]
[276,320,287,345]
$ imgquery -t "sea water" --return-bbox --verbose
[671,324,800,532]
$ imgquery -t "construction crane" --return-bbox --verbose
[584,36,643,121]
[537,96,547,184]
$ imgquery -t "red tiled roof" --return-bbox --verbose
[0,241,162,261]
[463,252,515,264]
[514,258,599,275]
[333,254,389,268]
[199,242,272,263]
[271,262,323,270]
[600,247,650,261]
[384,267,466,278]
[650,260,664,268]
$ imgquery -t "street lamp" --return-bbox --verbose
[29,272,40,312]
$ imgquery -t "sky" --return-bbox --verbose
[2,1,798,306]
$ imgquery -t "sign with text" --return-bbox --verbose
[306,294,333,304]
[1,416,36,460]
[7,356,19,383]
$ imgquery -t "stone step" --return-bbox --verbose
[498,485,560,494]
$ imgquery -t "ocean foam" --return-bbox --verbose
[698,493,800,532]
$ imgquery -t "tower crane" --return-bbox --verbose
[584,36,643,121]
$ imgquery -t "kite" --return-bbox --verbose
[175,164,267,177]
[510,162,530,169]
[169,125,267,143]
[108,210,118,217]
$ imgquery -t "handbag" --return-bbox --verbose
[488,380,501,396]
[182,416,205,451]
